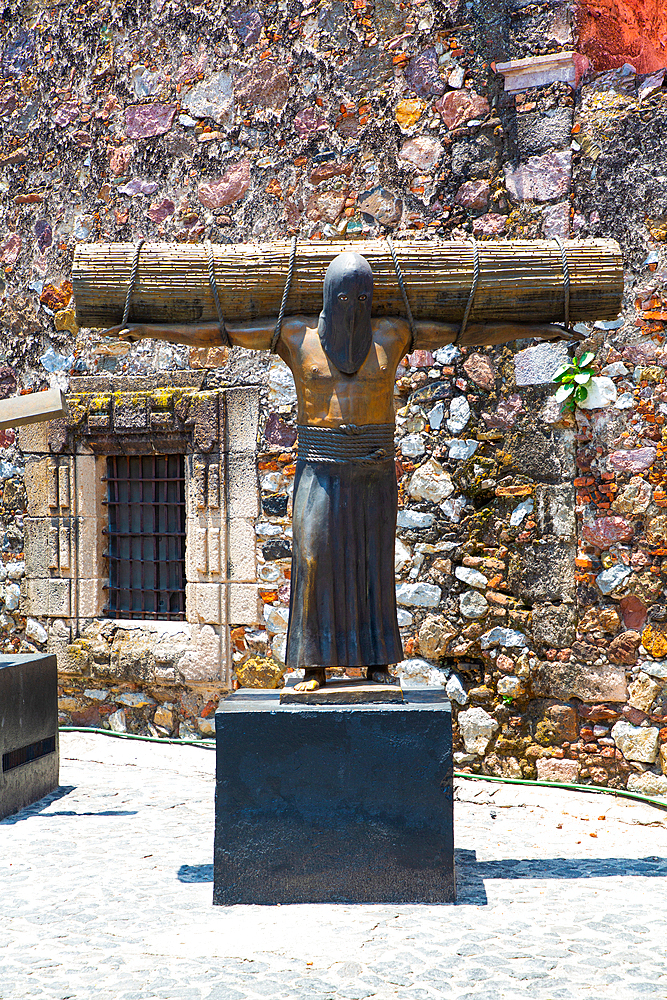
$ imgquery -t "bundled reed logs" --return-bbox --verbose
[73,239,623,329]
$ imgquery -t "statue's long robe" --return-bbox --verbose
[285,424,403,669]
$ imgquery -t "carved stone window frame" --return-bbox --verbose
[19,375,261,687]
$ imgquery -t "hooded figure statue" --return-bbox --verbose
[318,252,373,375]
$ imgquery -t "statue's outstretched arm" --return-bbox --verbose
[412,320,577,351]
[103,318,276,350]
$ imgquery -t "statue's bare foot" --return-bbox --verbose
[367,665,399,686]
[294,668,326,693]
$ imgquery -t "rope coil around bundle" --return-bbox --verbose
[553,236,571,333]
[456,240,480,345]
[119,238,145,330]
[271,235,298,353]
[385,235,417,353]
[206,241,230,348]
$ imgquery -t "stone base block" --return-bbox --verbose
[0,654,59,821]
[214,688,454,904]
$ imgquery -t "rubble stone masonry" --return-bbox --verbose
[1,0,667,794]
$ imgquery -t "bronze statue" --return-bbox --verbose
[107,251,565,692]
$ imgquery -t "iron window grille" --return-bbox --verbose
[103,454,186,620]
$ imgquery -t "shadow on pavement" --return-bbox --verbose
[1,785,138,823]
[455,848,667,905]
[177,852,667,903]
[179,863,214,882]
[1,784,76,824]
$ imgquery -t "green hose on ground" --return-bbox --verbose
[59,725,667,812]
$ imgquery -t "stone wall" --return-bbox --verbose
[1,0,667,793]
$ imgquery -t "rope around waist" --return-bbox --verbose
[297,424,395,464]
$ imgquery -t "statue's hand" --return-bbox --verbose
[102,323,146,343]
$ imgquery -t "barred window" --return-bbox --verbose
[104,455,186,620]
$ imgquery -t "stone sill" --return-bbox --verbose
[496,52,576,94]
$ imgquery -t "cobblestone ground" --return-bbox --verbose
[2,733,667,1000]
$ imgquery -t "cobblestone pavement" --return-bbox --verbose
[2,732,667,1000]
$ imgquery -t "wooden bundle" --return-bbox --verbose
[73,239,623,329]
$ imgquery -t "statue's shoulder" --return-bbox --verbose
[372,315,410,341]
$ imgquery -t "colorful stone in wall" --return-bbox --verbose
[609,447,657,473]
[124,103,177,139]
[434,90,489,130]
[198,160,251,209]
[582,516,634,547]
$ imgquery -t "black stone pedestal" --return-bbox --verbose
[214,688,454,904]
[0,654,59,821]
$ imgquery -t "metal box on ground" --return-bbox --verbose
[0,654,59,821]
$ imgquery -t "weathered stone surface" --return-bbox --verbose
[198,160,250,208]
[405,48,445,97]
[462,353,495,390]
[609,448,657,473]
[612,476,652,515]
[408,458,454,503]
[627,771,667,798]
[293,107,327,138]
[177,625,221,682]
[446,673,468,706]
[577,376,617,410]
[596,564,631,596]
[396,656,447,687]
[435,89,489,129]
[619,595,648,630]
[510,541,574,604]
[628,672,661,713]
[514,342,569,386]
[504,150,572,203]
[306,190,346,223]
[454,180,489,213]
[398,135,443,172]
[400,433,426,458]
[531,604,576,648]
[148,198,175,224]
[358,186,402,225]
[612,720,659,763]
[482,393,523,429]
[536,757,580,783]
[396,581,441,608]
[455,566,488,590]
[497,675,525,700]
[607,629,641,665]
[108,143,133,176]
[480,627,526,649]
[579,606,621,637]
[532,660,627,703]
[641,624,667,659]
[447,396,471,433]
[181,71,234,122]
[517,107,573,156]
[458,706,499,755]
[473,212,507,236]
[646,514,667,546]
[234,62,289,112]
[582,516,634,548]
[418,615,457,659]
[541,201,570,239]
[396,509,434,529]
[124,103,177,138]
[395,98,425,129]
[235,655,284,689]
[459,590,489,619]
[309,162,353,185]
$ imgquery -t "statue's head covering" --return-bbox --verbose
[318,252,373,375]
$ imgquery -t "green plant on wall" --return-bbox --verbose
[552,351,596,411]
